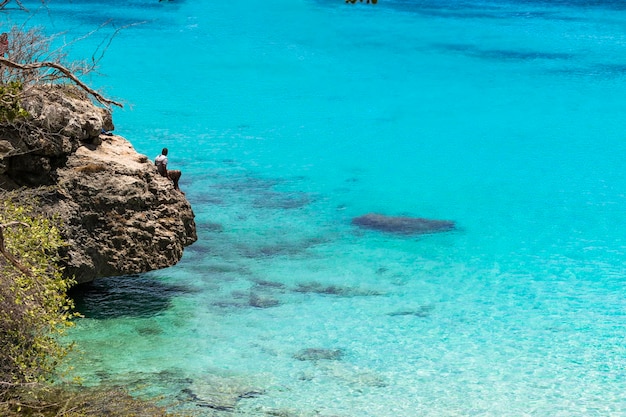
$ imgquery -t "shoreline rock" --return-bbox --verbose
[0,85,197,283]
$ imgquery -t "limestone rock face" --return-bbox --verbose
[0,85,197,283]
[0,85,115,187]
[52,134,197,283]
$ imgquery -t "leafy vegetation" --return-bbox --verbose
[0,194,192,416]
[0,81,29,123]
[0,194,76,385]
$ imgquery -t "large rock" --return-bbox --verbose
[0,85,197,283]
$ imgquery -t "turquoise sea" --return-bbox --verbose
[12,0,626,415]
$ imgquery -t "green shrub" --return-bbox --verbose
[0,195,76,384]
[0,194,192,416]
[0,81,29,123]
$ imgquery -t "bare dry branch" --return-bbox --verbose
[0,0,29,11]
[0,57,123,108]
[91,20,147,67]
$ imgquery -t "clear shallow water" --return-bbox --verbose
[15,0,626,415]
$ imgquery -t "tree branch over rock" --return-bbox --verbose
[0,57,122,108]
[0,0,29,11]
[0,26,123,111]
[0,27,124,189]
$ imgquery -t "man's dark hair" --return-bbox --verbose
[162,148,168,155]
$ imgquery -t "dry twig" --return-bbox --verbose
[0,57,123,108]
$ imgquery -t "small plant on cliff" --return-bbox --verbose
[0,81,29,122]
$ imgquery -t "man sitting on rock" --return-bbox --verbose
[155,148,169,177]
[155,147,182,191]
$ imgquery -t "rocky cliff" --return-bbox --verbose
[0,85,197,283]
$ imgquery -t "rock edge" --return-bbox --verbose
[0,85,197,283]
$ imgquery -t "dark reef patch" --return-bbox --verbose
[248,292,281,308]
[187,191,224,206]
[213,173,314,211]
[252,279,287,289]
[352,213,455,235]
[591,63,626,77]
[213,288,283,310]
[434,42,574,61]
[180,385,263,411]
[388,305,435,318]
[240,242,304,258]
[293,348,344,362]
[136,324,164,336]
[477,48,573,61]
[294,281,382,297]
[238,236,328,259]
[215,176,282,193]
[252,190,312,210]
[197,221,225,233]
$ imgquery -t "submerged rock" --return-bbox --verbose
[317,361,389,389]
[294,281,382,297]
[252,190,312,209]
[182,375,263,411]
[293,348,344,362]
[388,304,435,318]
[0,85,197,283]
[252,279,286,289]
[249,292,280,308]
[352,213,455,235]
